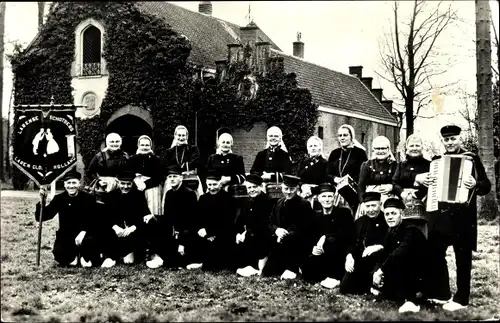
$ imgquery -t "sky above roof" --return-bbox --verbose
[2,1,499,145]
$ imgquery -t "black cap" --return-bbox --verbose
[282,174,301,187]
[117,170,135,182]
[440,125,461,137]
[63,170,81,181]
[246,174,263,186]
[383,197,406,210]
[317,182,335,194]
[362,191,382,203]
[206,170,221,181]
[166,165,182,176]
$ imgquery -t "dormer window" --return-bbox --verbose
[82,26,101,76]
[75,19,106,77]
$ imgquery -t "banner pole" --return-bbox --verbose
[35,187,46,267]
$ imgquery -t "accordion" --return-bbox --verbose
[335,175,359,208]
[426,154,474,212]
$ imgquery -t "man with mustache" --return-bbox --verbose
[426,125,491,311]
[372,197,427,313]
[35,170,100,267]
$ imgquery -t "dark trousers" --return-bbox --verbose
[53,231,101,266]
[233,234,271,269]
[339,250,384,295]
[426,234,472,305]
[261,233,306,277]
[380,266,420,305]
[301,251,346,283]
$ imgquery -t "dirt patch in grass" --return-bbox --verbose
[1,196,499,321]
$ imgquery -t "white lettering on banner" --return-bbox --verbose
[17,116,39,134]
[53,157,76,170]
[49,115,75,131]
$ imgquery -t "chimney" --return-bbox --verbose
[240,23,259,46]
[293,32,304,59]
[371,88,383,102]
[361,77,373,90]
[228,44,243,64]
[348,65,363,78]
[199,1,212,15]
[381,100,393,113]
[255,42,271,75]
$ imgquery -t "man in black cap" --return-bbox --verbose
[425,124,491,311]
[153,164,198,269]
[234,174,274,277]
[372,197,427,313]
[101,170,151,268]
[188,170,237,271]
[35,169,100,267]
[261,174,315,280]
[339,191,388,294]
[301,183,355,288]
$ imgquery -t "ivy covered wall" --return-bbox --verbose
[10,2,318,188]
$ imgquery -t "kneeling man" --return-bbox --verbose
[372,197,427,313]
[35,170,100,267]
[262,174,315,280]
[301,183,354,288]
[102,170,151,267]
[235,174,274,277]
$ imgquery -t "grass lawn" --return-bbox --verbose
[1,196,499,322]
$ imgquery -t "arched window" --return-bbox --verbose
[82,26,101,76]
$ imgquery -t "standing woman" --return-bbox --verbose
[296,136,331,206]
[129,135,165,217]
[86,133,129,193]
[392,134,431,237]
[250,126,292,183]
[164,125,203,196]
[206,133,246,194]
[328,124,368,211]
[357,136,398,218]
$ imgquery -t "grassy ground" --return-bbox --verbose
[1,196,499,322]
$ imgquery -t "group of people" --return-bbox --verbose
[35,123,490,314]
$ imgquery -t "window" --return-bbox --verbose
[82,26,101,76]
[318,126,324,140]
[361,132,366,144]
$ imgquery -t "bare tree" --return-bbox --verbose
[476,0,499,216]
[377,0,457,137]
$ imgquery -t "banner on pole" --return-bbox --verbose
[13,106,78,186]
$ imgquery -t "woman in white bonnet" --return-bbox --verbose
[86,132,129,192]
[250,126,292,197]
[129,135,164,216]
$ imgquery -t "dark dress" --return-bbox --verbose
[296,155,331,188]
[250,147,292,182]
[192,189,237,271]
[234,192,274,269]
[35,191,100,266]
[86,149,129,180]
[327,146,368,184]
[105,188,151,261]
[262,195,316,276]
[162,183,198,266]
[301,207,355,282]
[426,149,491,305]
[339,212,389,294]
[392,155,430,237]
[164,144,201,172]
[358,158,398,202]
[374,222,427,305]
[206,152,246,189]
[128,153,164,190]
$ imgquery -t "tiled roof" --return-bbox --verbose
[134,2,281,69]
[274,50,398,125]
